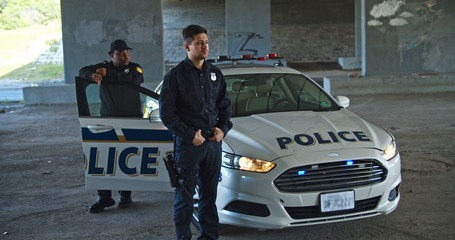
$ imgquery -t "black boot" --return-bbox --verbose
[89,190,115,213]
[118,191,132,209]
[89,197,115,213]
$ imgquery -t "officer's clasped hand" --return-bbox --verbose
[91,73,103,85]
[96,67,106,77]
[91,68,107,85]
[192,129,206,146]
[208,127,224,142]
[192,128,224,146]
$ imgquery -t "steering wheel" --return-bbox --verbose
[272,99,296,111]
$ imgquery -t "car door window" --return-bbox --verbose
[85,83,152,118]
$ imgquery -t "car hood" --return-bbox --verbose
[224,109,392,161]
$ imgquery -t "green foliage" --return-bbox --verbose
[0,0,8,12]
[46,38,58,51]
[0,0,60,30]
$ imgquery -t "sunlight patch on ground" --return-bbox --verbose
[0,25,63,77]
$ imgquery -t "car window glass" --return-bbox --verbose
[225,73,337,116]
[86,84,101,117]
[285,74,333,110]
[143,96,159,119]
[85,83,150,119]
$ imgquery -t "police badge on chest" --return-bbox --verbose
[211,72,217,81]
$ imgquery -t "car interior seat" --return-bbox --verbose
[245,80,276,114]
[230,81,255,115]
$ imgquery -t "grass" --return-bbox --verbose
[0,22,63,82]
[0,63,64,83]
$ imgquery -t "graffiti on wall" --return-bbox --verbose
[367,0,447,71]
[231,32,264,57]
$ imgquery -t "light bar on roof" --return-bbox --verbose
[217,55,231,61]
[267,53,280,59]
[208,53,286,66]
[242,54,255,59]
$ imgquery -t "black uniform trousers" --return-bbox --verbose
[174,138,222,240]
[97,190,131,200]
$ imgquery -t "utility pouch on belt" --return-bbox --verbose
[163,151,179,188]
[164,136,179,188]
[201,129,214,140]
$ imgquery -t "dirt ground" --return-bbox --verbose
[1,92,454,240]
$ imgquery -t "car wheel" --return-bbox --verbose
[191,186,225,234]
[191,186,201,229]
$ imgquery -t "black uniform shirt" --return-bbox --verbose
[79,61,144,117]
[159,57,232,144]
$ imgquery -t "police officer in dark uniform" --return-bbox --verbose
[79,39,144,213]
[159,25,232,240]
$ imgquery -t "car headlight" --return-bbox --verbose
[222,152,276,173]
[381,140,397,160]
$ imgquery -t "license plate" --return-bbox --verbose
[320,190,355,212]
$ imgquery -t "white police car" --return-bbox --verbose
[76,55,400,229]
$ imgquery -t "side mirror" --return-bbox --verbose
[149,109,161,122]
[334,96,350,108]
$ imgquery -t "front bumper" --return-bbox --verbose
[216,151,401,229]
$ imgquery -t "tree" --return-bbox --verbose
[0,0,60,30]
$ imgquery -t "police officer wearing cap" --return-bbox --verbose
[159,25,232,240]
[79,39,144,213]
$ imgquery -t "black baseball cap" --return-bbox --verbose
[110,39,132,53]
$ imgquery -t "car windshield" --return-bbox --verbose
[225,73,340,117]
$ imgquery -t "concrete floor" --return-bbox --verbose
[1,92,454,239]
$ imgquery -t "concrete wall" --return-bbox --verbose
[61,0,455,80]
[272,24,355,62]
[162,0,355,63]
[271,0,355,61]
[226,0,271,58]
[162,0,225,63]
[61,0,164,87]
[364,0,455,75]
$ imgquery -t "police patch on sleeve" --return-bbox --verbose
[136,67,143,74]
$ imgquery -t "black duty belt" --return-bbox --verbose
[201,129,214,139]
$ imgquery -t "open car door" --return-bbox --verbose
[75,77,173,192]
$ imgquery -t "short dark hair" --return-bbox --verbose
[182,24,207,44]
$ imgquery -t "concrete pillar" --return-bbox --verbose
[361,0,367,76]
[355,0,362,58]
[338,0,362,71]
[225,0,271,58]
[61,0,164,88]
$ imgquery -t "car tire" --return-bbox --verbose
[191,186,201,230]
[191,186,225,234]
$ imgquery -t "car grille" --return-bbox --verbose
[224,200,270,217]
[285,196,380,219]
[274,159,387,193]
